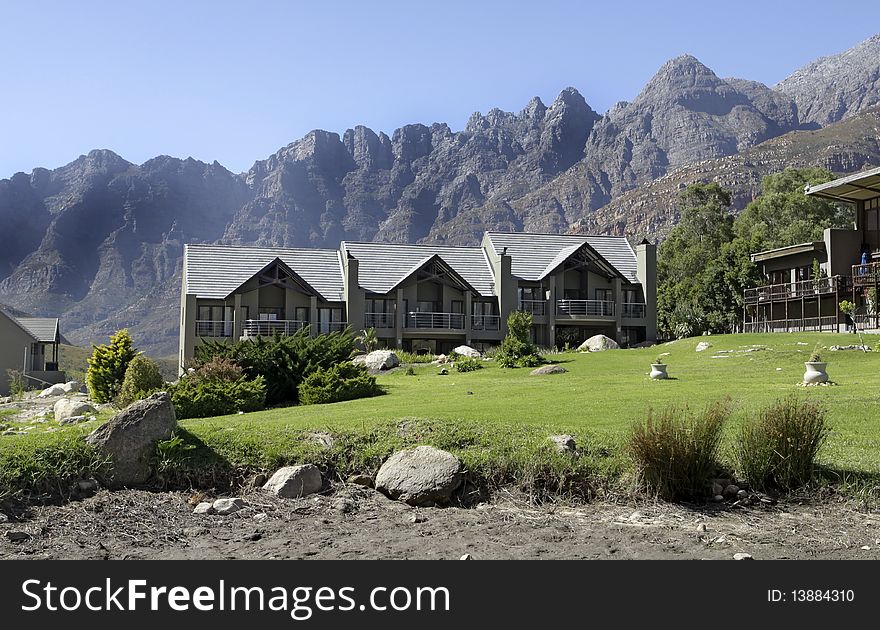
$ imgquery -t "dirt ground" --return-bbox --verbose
[3,485,880,560]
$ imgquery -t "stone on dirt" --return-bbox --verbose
[5,531,31,543]
[38,384,67,398]
[347,473,374,488]
[212,498,245,515]
[193,502,215,515]
[263,464,323,499]
[376,445,464,507]
[84,392,176,487]
[61,381,86,394]
[530,365,567,375]
[733,552,753,560]
[723,484,740,498]
[578,334,620,352]
[460,553,472,560]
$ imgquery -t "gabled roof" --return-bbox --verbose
[485,232,639,284]
[184,244,345,301]
[341,241,495,297]
[388,254,480,295]
[225,257,321,298]
[0,308,60,343]
[805,166,880,203]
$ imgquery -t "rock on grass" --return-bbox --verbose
[376,446,463,507]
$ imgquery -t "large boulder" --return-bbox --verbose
[60,381,87,394]
[263,464,323,498]
[354,350,400,371]
[84,392,176,487]
[54,399,96,423]
[452,345,481,358]
[375,445,464,506]
[578,334,620,352]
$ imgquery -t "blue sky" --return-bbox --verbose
[1,1,877,177]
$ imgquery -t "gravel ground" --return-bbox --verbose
[3,485,880,560]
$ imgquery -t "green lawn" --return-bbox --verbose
[4,332,880,500]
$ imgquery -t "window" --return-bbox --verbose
[623,288,639,304]
[450,300,463,314]
[866,197,880,253]
[295,307,309,323]
[595,289,612,302]
[196,305,227,337]
[317,307,344,333]
[259,307,283,320]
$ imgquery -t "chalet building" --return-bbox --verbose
[178,232,657,372]
[0,307,65,395]
[744,166,880,333]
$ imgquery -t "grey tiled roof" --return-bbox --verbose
[341,242,495,297]
[0,309,60,342]
[184,245,345,301]
[485,232,639,284]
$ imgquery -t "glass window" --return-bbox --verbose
[295,307,309,322]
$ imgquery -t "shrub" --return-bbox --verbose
[6,369,27,399]
[355,327,380,353]
[627,400,729,500]
[87,329,139,403]
[117,355,165,408]
[454,356,483,372]
[195,329,355,405]
[496,311,543,368]
[396,351,435,364]
[298,362,382,405]
[405,365,416,376]
[736,397,828,491]
[808,343,824,363]
[169,374,266,419]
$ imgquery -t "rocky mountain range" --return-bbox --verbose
[1,34,878,356]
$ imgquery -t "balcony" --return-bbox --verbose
[196,320,232,337]
[364,312,395,328]
[744,276,848,305]
[519,300,546,316]
[314,321,348,334]
[556,299,615,318]
[406,312,464,330]
[853,262,880,287]
[243,319,307,337]
[471,314,501,331]
[622,302,646,319]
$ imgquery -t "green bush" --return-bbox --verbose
[169,375,266,420]
[396,350,435,364]
[736,397,828,491]
[627,400,729,500]
[117,355,165,408]
[298,362,382,405]
[87,329,139,403]
[195,329,355,405]
[496,311,543,368]
[454,356,483,372]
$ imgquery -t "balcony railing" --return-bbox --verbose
[471,315,501,331]
[744,275,848,305]
[853,262,880,287]
[364,312,395,328]
[556,299,615,317]
[622,302,647,319]
[196,320,232,337]
[406,312,464,329]
[519,300,546,316]
[743,316,839,333]
[243,319,307,337]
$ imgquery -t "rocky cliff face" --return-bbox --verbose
[0,34,878,356]
[776,33,880,127]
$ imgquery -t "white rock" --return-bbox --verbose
[38,384,67,398]
[54,399,97,423]
[530,365,567,376]
[548,434,577,454]
[460,553,472,560]
[356,350,400,371]
[212,497,245,515]
[263,464,323,498]
[733,552,753,560]
[193,502,215,515]
[695,341,712,352]
[452,345,481,358]
[578,334,620,352]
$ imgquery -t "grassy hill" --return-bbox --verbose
[5,332,880,500]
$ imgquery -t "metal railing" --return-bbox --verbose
[406,312,465,329]
[518,300,546,316]
[743,316,839,333]
[556,299,615,317]
[853,262,880,287]
[622,302,646,319]
[471,315,501,331]
[364,312,395,328]
[744,276,847,305]
[195,320,232,337]
[243,319,307,337]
